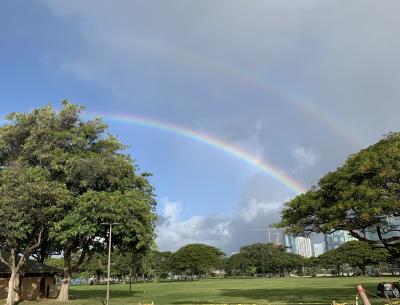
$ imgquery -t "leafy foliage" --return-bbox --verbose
[279,133,400,254]
[152,251,173,279]
[169,244,225,277]
[225,252,253,276]
[240,243,304,276]
[317,241,389,275]
[0,102,157,302]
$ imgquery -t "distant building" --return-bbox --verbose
[313,243,325,257]
[365,217,400,244]
[324,218,400,250]
[296,236,313,258]
[284,235,312,258]
[324,230,357,251]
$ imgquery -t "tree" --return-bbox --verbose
[152,251,173,280]
[240,243,276,275]
[239,243,302,276]
[279,133,400,255]
[54,189,155,301]
[334,241,389,275]
[280,252,304,275]
[304,257,321,277]
[169,244,225,279]
[318,249,346,276]
[225,252,253,277]
[316,241,389,276]
[77,252,107,283]
[0,165,70,305]
[0,102,156,302]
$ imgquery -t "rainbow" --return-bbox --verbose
[92,112,308,195]
[114,38,364,147]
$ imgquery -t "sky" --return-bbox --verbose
[1,0,400,254]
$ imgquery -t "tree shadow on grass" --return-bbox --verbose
[218,287,383,304]
[70,289,141,300]
[170,286,384,305]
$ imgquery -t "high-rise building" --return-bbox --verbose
[284,235,312,258]
[324,230,356,251]
[365,217,400,243]
[324,218,400,250]
[284,234,297,253]
[296,236,313,258]
[313,243,325,257]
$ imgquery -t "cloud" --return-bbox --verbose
[293,146,319,172]
[156,197,284,254]
[37,0,400,252]
[239,198,282,223]
[156,175,291,254]
[38,0,400,180]
[162,198,182,223]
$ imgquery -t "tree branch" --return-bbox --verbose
[16,225,45,272]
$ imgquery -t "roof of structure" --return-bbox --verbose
[0,260,62,275]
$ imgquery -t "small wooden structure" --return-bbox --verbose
[0,260,62,300]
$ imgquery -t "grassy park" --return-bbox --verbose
[18,277,398,305]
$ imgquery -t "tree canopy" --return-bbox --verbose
[317,241,389,276]
[0,102,157,303]
[240,243,304,276]
[169,244,225,278]
[279,133,400,255]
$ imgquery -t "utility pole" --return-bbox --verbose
[101,222,119,305]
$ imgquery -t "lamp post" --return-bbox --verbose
[101,222,119,305]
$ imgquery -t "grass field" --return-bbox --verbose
[19,276,399,305]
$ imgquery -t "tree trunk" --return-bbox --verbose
[5,248,24,305]
[361,265,367,276]
[129,268,132,292]
[5,269,21,305]
[13,272,21,303]
[56,248,72,303]
[56,273,70,302]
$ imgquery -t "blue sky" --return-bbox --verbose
[2,0,400,253]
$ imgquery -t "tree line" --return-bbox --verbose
[49,240,395,283]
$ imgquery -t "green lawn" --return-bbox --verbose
[19,276,398,305]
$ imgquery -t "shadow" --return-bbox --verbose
[69,289,141,300]
[216,287,383,304]
[170,282,386,305]
[171,301,222,305]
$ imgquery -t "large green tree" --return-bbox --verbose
[152,251,173,280]
[240,243,303,276]
[225,252,253,277]
[169,244,225,278]
[279,133,400,255]
[0,165,71,305]
[0,102,156,303]
[317,248,347,276]
[329,241,388,275]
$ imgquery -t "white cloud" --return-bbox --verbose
[156,203,231,252]
[239,198,281,223]
[293,146,319,171]
[162,198,182,222]
[156,189,287,253]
